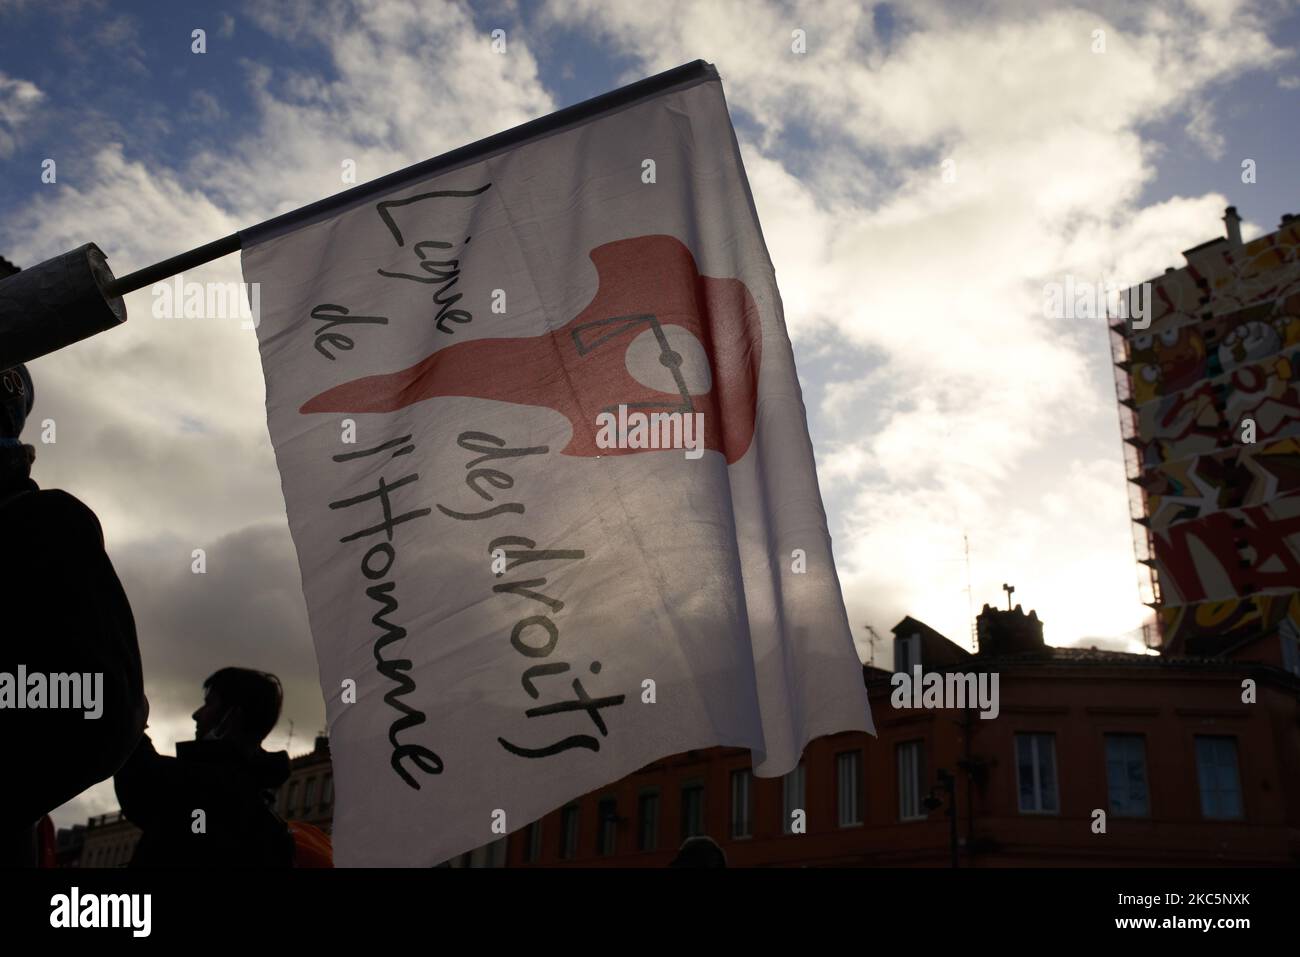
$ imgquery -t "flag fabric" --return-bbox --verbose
[240,62,873,867]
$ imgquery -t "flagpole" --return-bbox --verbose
[102,233,242,300]
[102,59,716,299]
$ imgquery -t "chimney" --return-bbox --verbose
[976,603,1045,657]
[314,733,330,754]
[1223,206,1242,247]
[1281,212,1297,230]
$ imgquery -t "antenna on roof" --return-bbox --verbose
[863,624,882,667]
[964,533,976,650]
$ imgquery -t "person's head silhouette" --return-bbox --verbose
[193,667,283,748]
[668,835,727,868]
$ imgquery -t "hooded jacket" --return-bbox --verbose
[0,471,148,844]
[115,733,294,868]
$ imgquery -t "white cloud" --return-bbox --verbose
[1186,102,1226,160]
[542,0,1284,651]
[0,71,42,157]
[192,0,554,226]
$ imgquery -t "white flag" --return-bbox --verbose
[241,63,873,867]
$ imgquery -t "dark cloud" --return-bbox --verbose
[112,520,324,747]
[46,519,323,830]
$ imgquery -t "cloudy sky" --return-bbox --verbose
[2,0,1297,829]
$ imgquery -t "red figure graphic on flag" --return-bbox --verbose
[300,235,763,465]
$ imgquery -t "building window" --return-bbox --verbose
[1105,734,1150,817]
[285,781,299,816]
[559,805,579,860]
[322,773,334,809]
[597,798,618,856]
[637,790,660,851]
[782,763,806,834]
[837,751,864,826]
[895,633,921,673]
[1195,736,1243,820]
[525,821,543,863]
[680,781,705,840]
[1016,733,1059,814]
[304,777,317,812]
[730,769,753,839]
[897,740,926,821]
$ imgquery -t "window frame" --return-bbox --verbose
[730,768,754,839]
[680,779,706,841]
[1104,733,1151,818]
[782,763,806,834]
[1194,735,1244,821]
[558,804,580,860]
[897,740,926,822]
[895,633,921,674]
[524,820,543,863]
[1015,732,1060,815]
[637,788,661,852]
[597,796,618,856]
[836,750,864,827]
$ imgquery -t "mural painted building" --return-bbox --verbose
[1112,206,1300,663]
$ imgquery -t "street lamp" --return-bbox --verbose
[923,769,959,868]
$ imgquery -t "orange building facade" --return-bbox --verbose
[506,609,1300,867]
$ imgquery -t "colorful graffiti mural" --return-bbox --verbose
[1116,214,1300,652]
[1158,592,1300,656]
[1143,437,1300,528]
[1129,292,1300,405]
[1136,343,1300,466]
[1151,496,1300,604]
[1137,221,1300,334]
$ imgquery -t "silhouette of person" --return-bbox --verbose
[0,362,148,866]
[668,835,728,868]
[114,667,294,867]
